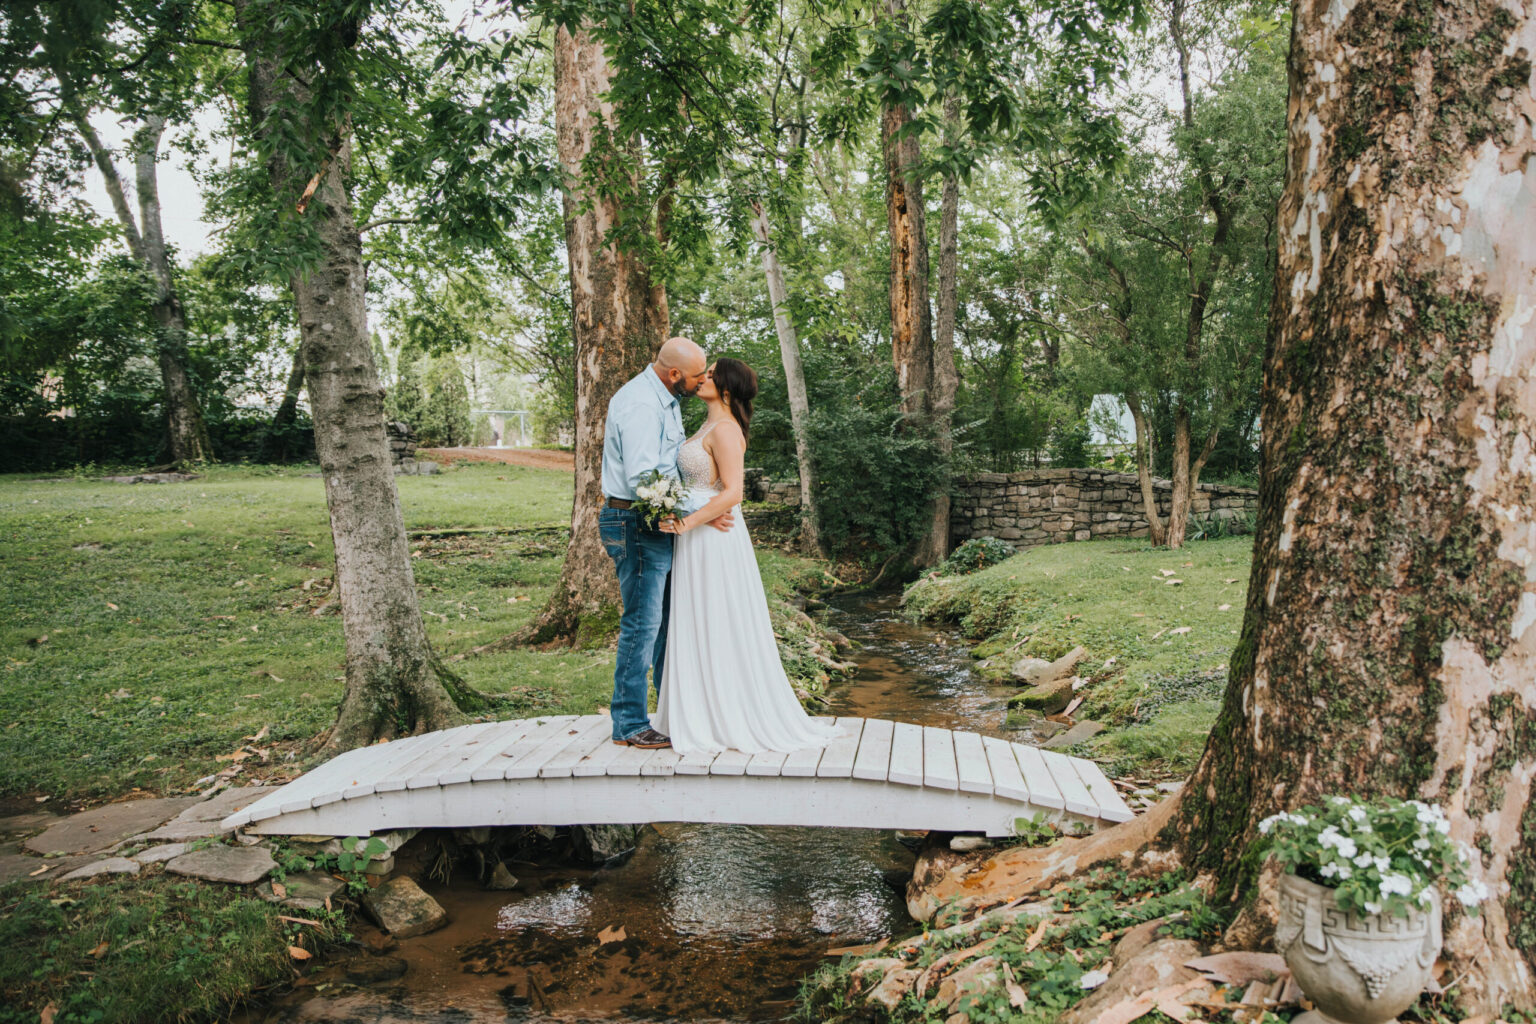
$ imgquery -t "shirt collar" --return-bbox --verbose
[643,367,679,410]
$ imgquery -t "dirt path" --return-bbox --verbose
[417,447,575,471]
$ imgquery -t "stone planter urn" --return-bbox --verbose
[1276,872,1441,1024]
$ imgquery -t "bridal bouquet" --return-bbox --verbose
[633,470,687,531]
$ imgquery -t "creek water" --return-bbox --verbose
[247,592,1024,1024]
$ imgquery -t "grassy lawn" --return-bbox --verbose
[0,463,732,802]
[904,534,1255,774]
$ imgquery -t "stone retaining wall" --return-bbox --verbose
[745,467,1258,549]
[949,469,1257,546]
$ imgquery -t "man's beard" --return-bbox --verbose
[673,378,702,398]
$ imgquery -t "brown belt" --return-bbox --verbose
[605,497,634,509]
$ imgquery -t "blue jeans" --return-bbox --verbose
[599,506,673,741]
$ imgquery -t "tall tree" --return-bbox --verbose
[523,22,667,643]
[235,0,488,749]
[878,0,953,567]
[62,99,212,465]
[1169,0,1536,1010]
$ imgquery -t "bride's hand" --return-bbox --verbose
[659,515,689,534]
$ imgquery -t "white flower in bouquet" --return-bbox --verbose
[632,470,685,530]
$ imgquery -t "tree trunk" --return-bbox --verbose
[238,5,484,751]
[133,117,213,466]
[1125,392,1168,546]
[524,23,667,644]
[1169,0,1536,1011]
[882,0,947,567]
[923,92,962,566]
[70,109,212,466]
[261,344,305,461]
[749,201,824,557]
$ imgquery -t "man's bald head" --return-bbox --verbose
[652,336,708,397]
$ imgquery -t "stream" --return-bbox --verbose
[246,592,1026,1023]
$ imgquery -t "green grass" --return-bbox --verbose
[0,875,318,1024]
[0,462,838,802]
[904,536,1254,775]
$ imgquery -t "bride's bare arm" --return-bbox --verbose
[670,422,745,533]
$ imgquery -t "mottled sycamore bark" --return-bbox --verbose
[749,201,824,556]
[882,0,954,567]
[239,5,483,750]
[525,24,666,644]
[1171,0,1536,1010]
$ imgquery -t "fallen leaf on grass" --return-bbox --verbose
[1163,578,1183,586]
[105,602,119,611]
[288,945,312,960]
[28,635,47,645]
[28,864,50,876]
[1159,569,1176,576]
[88,941,109,958]
[1218,604,1232,611]
[1003,962,1029,1008]
[1224,577,1240,584]
[1169,626,1192,635]
[1023,918,1049,951]
[1063,696,1086,716]
[216,749,253,763]
[597,925,627,945]
[247,725,270,743]
[280,915,321,926]
[40,1002,57,1024]
[271,881,287,898]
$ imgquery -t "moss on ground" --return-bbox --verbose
[903,536,1254,776]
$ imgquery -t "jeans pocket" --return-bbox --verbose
[599,517,627,563]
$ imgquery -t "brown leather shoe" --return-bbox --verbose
[614,728,671,749]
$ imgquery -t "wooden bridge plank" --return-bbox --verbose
[256,745,377,819]
[572,735,630,777]
[888,722,925,786]
[641,747,684,776]
[674,747,720,776]
[981,735,1031,803]
[782,718,836,776]
[404,722,513,790]
[436,720,540,786]
[334,733,450,804]
[1012,744,1065,810]
[710,748,755,776]
[1039,749,1098,817]
[852,718,895,782]
[470,715,577,782]
[746,750,789,777]
[815,718,865,778]
[608,741,665,776]
[922,726,960,791]
[952,731,994,795]
[375,723,491,794]
[1070,757,1134,823]
[538,717,617,778]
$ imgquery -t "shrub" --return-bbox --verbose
[938,537,1015,576]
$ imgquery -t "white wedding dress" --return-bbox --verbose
[653,423,843,755]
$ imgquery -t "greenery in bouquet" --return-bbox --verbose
[633,470,687,531]
[1258,796,1487,919]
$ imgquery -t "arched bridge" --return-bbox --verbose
[223,715,1133,838]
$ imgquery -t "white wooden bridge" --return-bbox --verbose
[223,715,1133,838]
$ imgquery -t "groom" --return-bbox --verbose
[600,337,734,748]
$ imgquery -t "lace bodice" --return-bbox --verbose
[678,422,721,491]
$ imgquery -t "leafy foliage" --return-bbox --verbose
[939,537,1017,576]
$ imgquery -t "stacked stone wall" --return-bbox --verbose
[745,467,1258,550]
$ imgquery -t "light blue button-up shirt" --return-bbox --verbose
[602,367,689,508]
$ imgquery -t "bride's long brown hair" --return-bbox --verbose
[713,357,757,444]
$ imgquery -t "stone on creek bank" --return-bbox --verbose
[1042,721,1106,749]
[23,796,202,855]
[133,842,190,864]
[364,877,447,938]
[0,811,62,836]
[138,786,273,843]
[1008,674,1078,714]
[59,857,140,881]
[260,871,345,910]
[1010,645,1085,686]
[1057,938,1210,1024]
[486,862,519,890]
[571,823,641,865]
[165,845,277,885]
[907,797,1180,922]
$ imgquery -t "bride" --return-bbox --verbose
[655,357,843,756]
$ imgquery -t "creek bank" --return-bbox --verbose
[901,536,1253,778]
